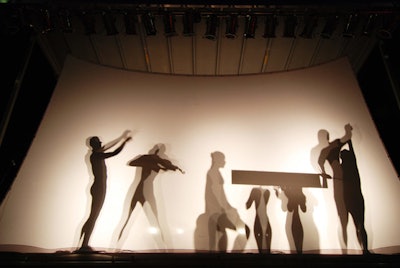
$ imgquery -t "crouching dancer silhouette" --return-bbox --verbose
[205,151,249,252]
[79,130,132,252]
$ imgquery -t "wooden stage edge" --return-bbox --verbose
[1,249,399,268]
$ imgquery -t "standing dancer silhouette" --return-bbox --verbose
[246,187,272,253]
[340,139,369,254]
[79,131,131,252]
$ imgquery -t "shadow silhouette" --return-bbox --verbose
[194,151,249,252]
[78,131,131,252]
[301,189,320,253]
[276,185,306,254]
[246,187,272,253]
[310,129,331,189]
[340,139,369,254]
[316,124,353,253]
[115,144,184,250]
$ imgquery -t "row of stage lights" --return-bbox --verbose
[87,11,399,40]
[2,6,399,40]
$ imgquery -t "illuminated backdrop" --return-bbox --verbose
[0,56,398,254]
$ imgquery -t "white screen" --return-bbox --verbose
[0,55,398,254]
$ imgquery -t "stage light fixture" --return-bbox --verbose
[343,13,359,38]
[163,12,177,37]
[124,12,137,35]
[58,9,73,33]
[244,14,257,38]
[320,15,338,39]
[142,12,157,36]
[193,10,202,24]
[183,11,195,36]
[1,6,23,34]
[377,14,400,39]
[263,14,277,38]
[283,15,297,38]
[40,8,54,33]
[300,15,318,39]
[204,14,219,40]
[361,13,378,36]
[225,14,238,39]
[183,9,201,37]
[81,11,96,35]
[102,12,118,35]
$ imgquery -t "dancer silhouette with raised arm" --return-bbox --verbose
[79,130,132,252]
[317,123,352,252]
[117,144,184,249]
[246,187,272,253]
[340,139,369,254]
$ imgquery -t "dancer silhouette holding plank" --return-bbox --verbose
[317,123,352,252]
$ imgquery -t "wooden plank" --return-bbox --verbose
[232,170,325,188]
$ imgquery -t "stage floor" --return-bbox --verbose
[1,252,400,268]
